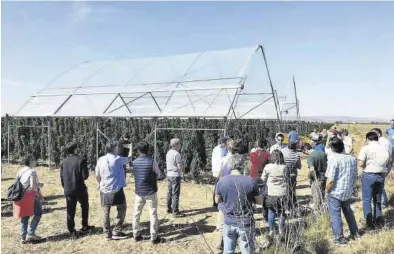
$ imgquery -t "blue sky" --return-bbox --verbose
[1,1,393,119]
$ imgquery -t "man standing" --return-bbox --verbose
[386,119,394,147]
[325,137,359,245]
[60,143,94,238]
[288,127,300,144]
[342,130,353,155]
[212,137,229,178]
[283,141,302,209]
[269,133,287,154]
[249,140,270,184]
[212,136,229,207]
[166,138,185,218]
[307,140,328,209]
[311,135,325,153]
[132,141,163,244]
[358,131,390,229]
[215,142,262,254]
[321,129,328,145]
[371,128,393,209]
[249,140,270,219]
[95,141,131,240]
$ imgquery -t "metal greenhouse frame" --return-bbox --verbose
[13,45,281,123]
[278,76,301,121]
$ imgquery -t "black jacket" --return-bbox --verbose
[60,155,89,196]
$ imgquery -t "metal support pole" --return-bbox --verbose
[259,45,281,131]
[7,123,10,165]
[48,122,51,170]
[154,125,157,163]
[96,122,99,162]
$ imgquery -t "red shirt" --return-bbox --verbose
[249,149,270,179]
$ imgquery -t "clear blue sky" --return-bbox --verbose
[2,1,393,119]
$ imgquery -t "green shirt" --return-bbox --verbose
[307,150,327,180]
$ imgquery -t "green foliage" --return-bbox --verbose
[1,117,331,173]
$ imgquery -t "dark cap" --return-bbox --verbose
[219,136,229,144]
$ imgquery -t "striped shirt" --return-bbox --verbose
[325,153,358,201]
[283,149,301,176]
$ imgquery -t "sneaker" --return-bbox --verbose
[112,232,129,240]
[134,235,143,242]
[80,225,95,233]
[167,209,172,214]
[333,237,348,246]
[151,236,164,244]
[27,234,42,241]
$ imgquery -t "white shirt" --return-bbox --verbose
[343,136,353,154]
[379,137,393,157]
[358,141,390,173]
[269,144,287,154]
[212,145,223,178]
[17,166,39,191]
[326,147,335,162]
[95,153,128,194]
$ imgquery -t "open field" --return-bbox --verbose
[1,123,394,254]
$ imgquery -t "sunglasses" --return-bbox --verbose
[277,138,284,141]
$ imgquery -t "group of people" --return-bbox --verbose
[210,121,394,253]
[11,120,394,254]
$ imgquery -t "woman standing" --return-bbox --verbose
[261,150,288,240]
[13,156,43,244]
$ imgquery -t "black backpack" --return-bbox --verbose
[7,175,28,201]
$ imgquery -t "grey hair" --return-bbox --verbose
[170,138,181,148]
[227,153,246,172]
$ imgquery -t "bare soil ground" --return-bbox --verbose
[1,124,394,254]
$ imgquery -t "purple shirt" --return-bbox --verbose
[216,174,259,226]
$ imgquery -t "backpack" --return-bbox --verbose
[7,173,28,201]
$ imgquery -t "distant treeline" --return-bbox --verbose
[1,117,331,178]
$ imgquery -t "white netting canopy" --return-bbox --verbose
[14,45,281,119]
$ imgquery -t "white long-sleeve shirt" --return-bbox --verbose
[212,145,223,178]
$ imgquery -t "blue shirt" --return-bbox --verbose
[314,144,325,153]
[221,147,228,157]
[216,173,259,226]
[325,153,357,201]
[386,127,394,146]
[288,131,299,143]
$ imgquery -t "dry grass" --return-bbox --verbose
[1,123,394,254]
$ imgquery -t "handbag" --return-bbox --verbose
[7,171,29,201]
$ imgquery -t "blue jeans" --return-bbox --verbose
[327,195,358,240]
[223,224,254,254]
[382,189,388,208]
[268,207,285,233]
[382,169,391,207]
[20,197,42,240]
[362,172,385,227]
